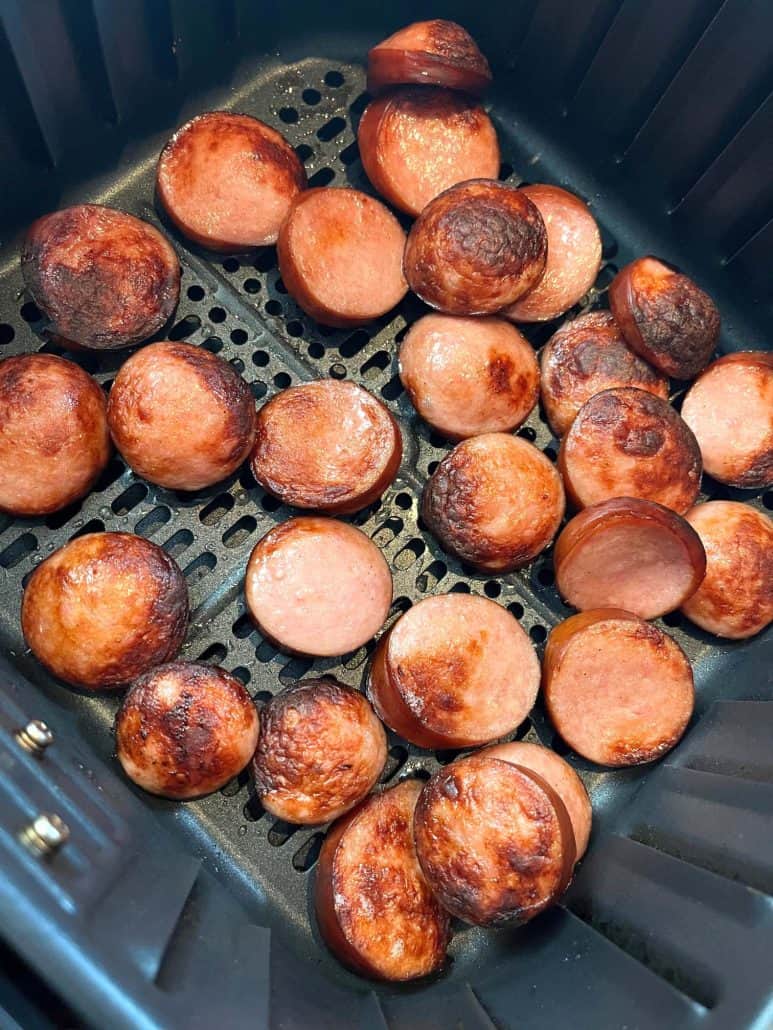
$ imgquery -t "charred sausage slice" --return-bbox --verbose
[680,352,773,489]
[0,354,110,516]
[398,314,539,439]
[367,20,492,97]
[315,779,451,981]
[422,433,565,571]
[367,593,540,748]
[558,387,702,513]
[21,532,189,690]
[403,179,548,315]
[504,185,602,323]
[554,497,706,619]
[156,112,306,251]
[540,310,668,437]
[253,678,386,824]
[414,755,575,926]
[21,204,180,350]
[249,380,401,513]
[277,187,407,328]
[681,501,773,639]
[116,662,259,799]
[544,610,695,767]
[358,87,500,217]
[245,517,392,657]
[608,256,720,379]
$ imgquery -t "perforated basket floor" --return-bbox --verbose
[0,55,772,1030]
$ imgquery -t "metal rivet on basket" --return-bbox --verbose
[15,720,54,757]
[19,813,69,857]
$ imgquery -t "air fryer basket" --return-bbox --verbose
[0,2,771,1028]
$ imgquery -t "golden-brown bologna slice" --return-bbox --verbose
[252,678,386,824]
[413,754,576,926]
[543,610,695,767]
[315,779,451,981]
[367,19,492,97]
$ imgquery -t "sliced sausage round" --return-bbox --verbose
[544,610,695,766]
[554,497,706,619]
[249,380,401,513]
[422,433,565,571]
[680,352,773,489]
[414,754,575,926]
[0,354,110,516]
[315,779,451,981]
[367,19,492,97]
[21,204,180,350]
[504,185,602,323]
[21,532,189,691]
[609,256,720,379]
[367,593,540,748]
[107,341,256,491]
[398,314,539,439]
[680,501,773,639]
[483,741,592,860]
[156,112,306,251]
[245,517,392,657]
[116,662,259,799]
[403,179,548,315]
[277,187,407,328]
[358,87,500,217]
[540,310,669,437]
[253,678,386,824]
[558,387,702,513]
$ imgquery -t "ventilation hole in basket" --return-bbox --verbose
[243,796,265,822]
[543,445,557,461]
[325,70,345,87]
[265,300,282,317]
[70,518,105,540]
[279,106,298,124]
[416,559,447,593]
[484,581,501,598]
[329,362,346,380]
[279,656,313,684]
[243,278,261,294]
[256,640,276,663]
[219,773,246,798]
[662,611,683,628]
[187,284,205,301]
[394,538,425,570]
[350,92,369,116]
[233,612,255,640]
[292,832,324,872]
[232,666,251,685]
[222,257,240,273]
[252,350,270,368]
[168,314,201,340]
[395,324,410,344]
[295,143,313,162]
[163,529,194,559]
[135,506,171,538]
[268,820,299,847]
[208,306,225,324]
[381,374,403,400]
[273,372,291,389]
[0,533,37,569]
[201,336,223,354]
[198,642,227,665]
[317,116,346,142]
[308,167,335,188]
[410,768,432,782]
[339,141,359,165]
[436,747,464,765]
[391,492,410,511]
[361,350,390,377]
[427,460,439,475]
[230,328,248,345]
[308,341,324,359]
[0,324,14,345]
[184,551,216,584]
[498,162,514,181]
[222,516,257,548]
[286,320,303,338]
[390,596,413,619]
[260,493,282,513]
[44,501,82,530]
[428,431,446,449]
[450,581,471,594]
[303,88,321,105]
[762,491,773,510]
[251,381,268,400]
[339,329,370,358]
[529,624,547,643]
[20,302,42,322]
[518,426,537,442]
[380,745,408,783]
[537,566,555,587]
[199,493,234,526]
[230,357,245,373]
[371,516,403,547]
[111,482,148,516]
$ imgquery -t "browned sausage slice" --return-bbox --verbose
[483,741,592,860]
[21,204,180,350]
[554,497,706,619]
[367,20,492,97]
[367,593,540,748]
[107,341,257,491]
[116,662,259,799]
[277,187,408,327]
[504,185,602,323]
[558,387,702,513]
[403,179,548,315]
[0,354,110,516]
[422,433,565,571]
[544,610,695,766]
[398,314,539,439]
[608,256,720,379]
[156,112,306,251]
[252,678,386,824]
[21,532,189,690]
[315,779,451,981]
[540,310,669,437]
[245,517,392,657]
[358,87,500,217]
[680,501,773,639]
[680,352,773,489]
[249,380,401,513]
[414,755,575,926]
